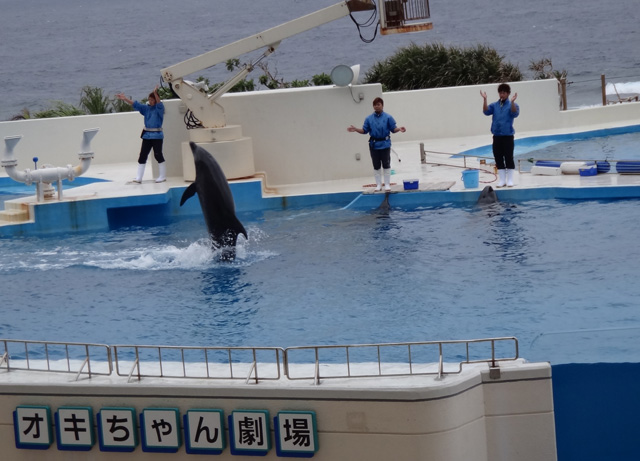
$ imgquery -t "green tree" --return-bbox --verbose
[79,86,112,114]
[364,42,523,91]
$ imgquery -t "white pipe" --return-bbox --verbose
[2,128,99,186]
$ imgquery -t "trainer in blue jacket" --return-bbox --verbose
[348,97,406,191]
[116,85,167,184]
[481,83,519,187]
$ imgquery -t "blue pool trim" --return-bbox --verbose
[3,179,640,237]
[459,124,640,158]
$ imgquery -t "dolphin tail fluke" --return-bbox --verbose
[230,216,248,240]
[180,183,197,206]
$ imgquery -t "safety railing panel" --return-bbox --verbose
[379,0,432,34]
[0,337,518,385]
[112,344,283,383]
[0,339,112,379]
[284,337,518,383]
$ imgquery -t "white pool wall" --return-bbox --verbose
[2,79,639,186]
[0,360,556,460]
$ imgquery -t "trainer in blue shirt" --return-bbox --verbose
[348,97,406,191]
[116,85,167,183]
[481,83,519,187]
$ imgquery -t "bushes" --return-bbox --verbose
[364,42,523,91]
[11,44,542,119]
[33,101,85,118]
[29,86,130,119]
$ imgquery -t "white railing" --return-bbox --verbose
[284,337,518,384]
[0,337,519,385]
[0,339,112,379]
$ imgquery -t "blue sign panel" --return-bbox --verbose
[229,410,271,456]
[274,411,318,457]
[55,406,94,451]
[13,405,53,450]
[140,408,181,453]
[184,409,225,455]
[97,407,138,452]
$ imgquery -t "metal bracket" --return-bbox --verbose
[489,365,501,380]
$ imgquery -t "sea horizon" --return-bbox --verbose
[1,0,639,120]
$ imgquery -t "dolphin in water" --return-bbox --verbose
[476,185,498,205]
[376,192,391,215]
[180,142,247,260]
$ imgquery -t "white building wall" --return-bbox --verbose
[2,79,640,187]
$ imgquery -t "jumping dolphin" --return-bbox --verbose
[180,142,247,260]
[476,185,498,205]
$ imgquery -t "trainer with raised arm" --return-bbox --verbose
[348,97,406,192]
[481,83,519,187]
[116,85,167,184]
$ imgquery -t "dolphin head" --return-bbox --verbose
[477,185,498,205]
[189,141,211,164]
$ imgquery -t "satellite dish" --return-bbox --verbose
[330,65,355,87]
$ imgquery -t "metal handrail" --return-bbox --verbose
[0,339,112,377]
[0,337,518,385]
[112,344,283,382]
[283,337,519,382]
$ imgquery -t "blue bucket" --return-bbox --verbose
[461,169,479,189]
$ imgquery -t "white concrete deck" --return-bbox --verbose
[2,137,640,224]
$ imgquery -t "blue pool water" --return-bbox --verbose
[2,197,639,365]
[462,126,640,164]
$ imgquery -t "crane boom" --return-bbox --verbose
[162,2,357,83]
[160,0,430,128]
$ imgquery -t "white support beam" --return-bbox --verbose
[162,2,351,82]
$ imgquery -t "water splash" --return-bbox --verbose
[0,226,276,272]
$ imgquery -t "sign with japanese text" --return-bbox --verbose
[97,407,138,452]
[55,406,94,451]
[184,409,225,455]
[13,405,52,450]
[13,404,319,456]
[229,410,271,456]
[140,408,181,453]
[274,411,318,457]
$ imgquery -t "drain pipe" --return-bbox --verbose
[2,128,99,201]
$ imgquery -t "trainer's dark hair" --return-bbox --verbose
[372,97,384,106]
[497,83,511,94]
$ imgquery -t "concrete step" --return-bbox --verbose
[0,209,29,223]
[0,202,30,223]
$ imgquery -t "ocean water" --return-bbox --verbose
[1,199,639,365]
[1,0,640,120]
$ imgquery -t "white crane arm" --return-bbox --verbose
[161,2,357,83]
